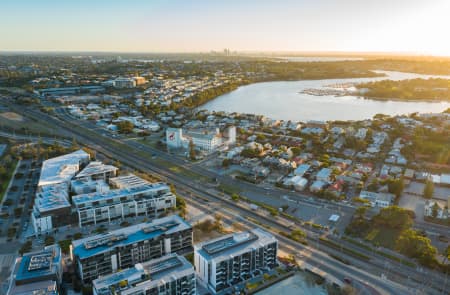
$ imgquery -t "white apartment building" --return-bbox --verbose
[70,215,193,282]
[72,183,176,227]
[92,254,196,295]
[32,150,90,235]
[194,228,278,294]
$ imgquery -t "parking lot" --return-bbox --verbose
[404,181,450,201]
[0,159,41,243]
[243,189,354,233]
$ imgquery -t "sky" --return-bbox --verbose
[1,0,450,56]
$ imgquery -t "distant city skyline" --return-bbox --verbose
[1,0,450,56]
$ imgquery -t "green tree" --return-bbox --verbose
[396,229,438,267]
[373,206,414,230]
[431,202,439,218]
[423,180,434,199]
[188,139,196,160]
[222,158,231,167]
[387,177,404,198]
[117,121,134,134]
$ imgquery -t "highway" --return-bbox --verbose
[3,101,449,294]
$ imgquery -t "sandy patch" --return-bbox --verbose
[0,112,24,122]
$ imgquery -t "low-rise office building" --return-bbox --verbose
[70,215,193,282]
[92,254,195,295]
[8,245,62,295]
[166,126,236,154]
[36,86,105,98]
[72,182,176,227]
[194,228,278,294]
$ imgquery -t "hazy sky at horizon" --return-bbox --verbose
[1,0,450,55]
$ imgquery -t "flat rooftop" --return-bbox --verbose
[38,149,90,187]
[360,191,395,202]
[93,254,194,294]
[74,161,118,179]
[195,228,277,262]
[15,245,61,283]
[109,174,150,188]
[34,183,70,213]
[8,280,57,295]
[72,215,191,259]
[72,182,170,206]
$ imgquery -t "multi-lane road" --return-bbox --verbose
[2,101,449,294]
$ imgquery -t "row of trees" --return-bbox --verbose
[346,206,443,270]
[357,78,450,101]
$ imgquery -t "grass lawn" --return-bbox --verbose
[365,227,402,249]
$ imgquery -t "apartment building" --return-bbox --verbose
[194,228,278,294]
[8,245,62,295]
[70,161,118,195]
[109,174,151,189]
[72,182,176,227]
[92,254,195,295]
[32,149,90,235]
[70,215,193,282]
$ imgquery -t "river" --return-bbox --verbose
[200,71,450,122]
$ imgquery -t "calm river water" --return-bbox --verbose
[201,71,450,121]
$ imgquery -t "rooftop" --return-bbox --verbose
[74,161,118,179]
[72,215,191,259]
[93,254,194,295]
[94,254,193,295]
[109,174,150,188]
[15,245,61,283]
[72,183,170,206]
[38,149,90,187]
[8,280,57,295]
[360,191,395,202]
[195,228,277,262]
[34,183,70,213]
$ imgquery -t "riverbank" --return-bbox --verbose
[300,88,450,103]
[199,71,450,122]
